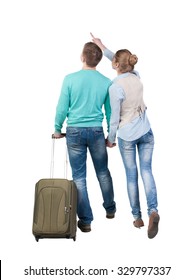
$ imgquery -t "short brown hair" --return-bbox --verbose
[82,42,103,67]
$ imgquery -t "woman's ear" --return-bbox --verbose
[112,61,119,70]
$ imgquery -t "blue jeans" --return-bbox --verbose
[118,129,158,219]
[66,127,116,225]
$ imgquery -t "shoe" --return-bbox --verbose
[133,218,144,228]
[106,212,115,219]
[77,220,91,233]
[148,212,160,239]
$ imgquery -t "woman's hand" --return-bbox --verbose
[106,138,116,148]
[90,32,107,51]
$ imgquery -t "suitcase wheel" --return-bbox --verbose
[35,236,39,242]
[73,236,76,241]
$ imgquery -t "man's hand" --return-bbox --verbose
[106,138,116,148]
[52,133,66,139]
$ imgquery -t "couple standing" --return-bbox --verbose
[53,33,160,239]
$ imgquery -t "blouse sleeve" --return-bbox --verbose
[103,48,115,62]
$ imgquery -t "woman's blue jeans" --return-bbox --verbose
[66,127,116,225]
[118,129,158,220]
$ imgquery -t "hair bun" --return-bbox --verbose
[129,54,138,66]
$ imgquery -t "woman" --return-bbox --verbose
[91,33,160,239]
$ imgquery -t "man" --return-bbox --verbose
[53,42,116,232]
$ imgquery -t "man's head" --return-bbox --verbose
[81,42,103,67]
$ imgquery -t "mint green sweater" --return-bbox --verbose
[55,70,112,133]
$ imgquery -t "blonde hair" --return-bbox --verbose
[114,49,138,73]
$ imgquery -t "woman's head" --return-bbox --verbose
[81,42,103,67]
[112,49,138,73]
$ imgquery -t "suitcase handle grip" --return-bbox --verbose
[51,133,66,139]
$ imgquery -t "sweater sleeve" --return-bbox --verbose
[104,92,111,132]
[54,76,70,133]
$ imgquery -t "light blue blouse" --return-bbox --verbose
[103,49,151,143]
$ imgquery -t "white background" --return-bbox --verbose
[0,0,193,279]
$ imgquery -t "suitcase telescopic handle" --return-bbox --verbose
[50,133,69,179]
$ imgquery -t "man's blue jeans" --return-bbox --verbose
[118,129,158,220]
[66,127,116,225]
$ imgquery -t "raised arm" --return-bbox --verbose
[90,32,115,61]
[90,32,107,51]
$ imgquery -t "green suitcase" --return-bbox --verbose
[32,135,77,241]
[32,178,77,241]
